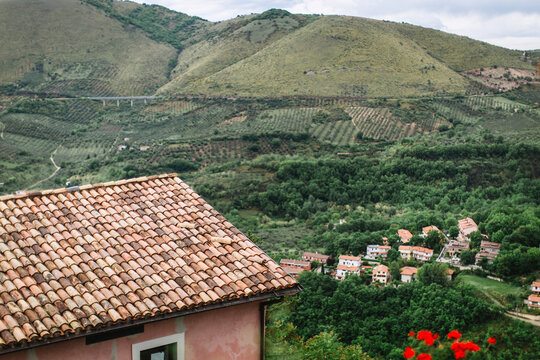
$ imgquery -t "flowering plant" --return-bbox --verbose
[403,330,496,360]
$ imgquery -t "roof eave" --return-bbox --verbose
[0,285,302,355]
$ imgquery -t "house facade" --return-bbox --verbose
[400,267,418,283]
[475,241,501,264]
[335,255,361,280]
[372,264,391,284]
[302,252,331,265]
[366,245,391,260]
[531,281,540,293]
[399,245,433,262]
[0,174,300,360]
[528,294,540,309]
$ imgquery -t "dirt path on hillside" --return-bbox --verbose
[484,292,540,326]
[24,146,61,191]
[0,121,4,139]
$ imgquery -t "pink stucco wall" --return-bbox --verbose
[0,302,261,360]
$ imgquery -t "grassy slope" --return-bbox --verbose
[0,0,176,95]
[172,16,469,98]
[111,0,209,49]
[391,22,534,71]
[158,13,315,94]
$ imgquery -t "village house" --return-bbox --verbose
[400,267,418,283]
[372,264,391,284]
[530,281,540,293]
[527,294,540,309]
[399,245,434,262]
[302,251,331,265]
[421,225,441,237]
[399,245,413,260]
[280,259,311,278]
[397,229,413,243]
[413,246,434,262]
[0,174,300,360]
[446,240,469,258]
[446,269,455,281]
[457,217,478,240]
[366,244,391,260]
[335,255,361,280]
[475,240,501,264]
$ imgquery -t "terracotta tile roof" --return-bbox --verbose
[397,229,412,242]
[422,225,440,234]
[532,281,540,288]
[480,241,501,250]
[373,264,388,273]
[412,246,434,254]
[336,265,359,272]
[457,218,478,233]
[280,259,311,269]
[0,174,300,352]
[301,252,330,263]
[528,294,540,302]
[400,267,418,275]
[338,255,361,261]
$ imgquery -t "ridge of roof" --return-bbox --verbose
[0,173,179,202]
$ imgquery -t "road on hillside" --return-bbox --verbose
[24,146,61,191]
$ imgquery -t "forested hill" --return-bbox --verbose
[0,0,536,98]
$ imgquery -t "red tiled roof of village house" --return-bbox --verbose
[397,229,413,241]
[529,294,540,302]
[400,267,418,275]
[0,174,300,351]
[412,246,433,254]
[339,255,361,261]
[336,265,359,272]
[373,264,388,273]
[399,245,412,251]
[532,281,540,288]
[480,240,501,249]
[378,245,391,250]
[422,225,440,234]
[302,252,330,261]
[280,259,311,268]
[458,217,477,231]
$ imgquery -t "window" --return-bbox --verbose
[132,333,184,360]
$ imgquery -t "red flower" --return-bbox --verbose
[408,331,415,337]
[417,354,432,360]
[417,330,435,345]
[463,342,480,352]
[454,349,466,359]
[488,337,496,345]
[447,330,462,340]
[433,334,439,340]
[403,346,415,359]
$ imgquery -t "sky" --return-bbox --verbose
[130,0,540,50]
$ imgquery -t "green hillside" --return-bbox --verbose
[166,16,469,98]
[390,22,535,71]
[159,10,317,94]
[0,0,177,96]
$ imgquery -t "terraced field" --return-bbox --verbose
[345,106,419,140]
[464,96,529,112]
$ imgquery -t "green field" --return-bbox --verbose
[459,274,523,306]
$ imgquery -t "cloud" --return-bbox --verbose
[129,0,540,49]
